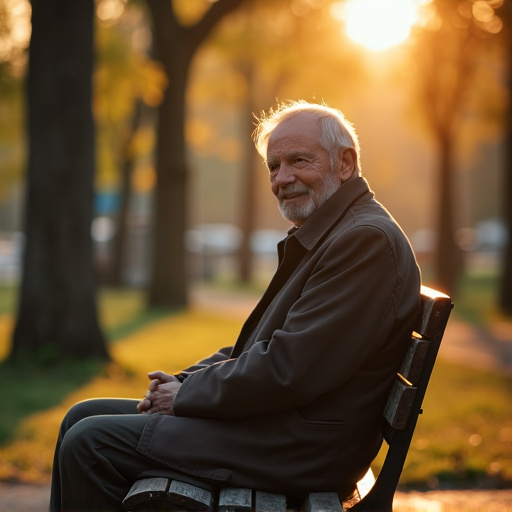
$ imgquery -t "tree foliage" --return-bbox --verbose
[94,8,167,191]
[0,0,30,200]
[409,0,504,296]
[93,4,167,285]
[144,0,245,309]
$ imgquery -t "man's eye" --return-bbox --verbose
[268,167,278,182]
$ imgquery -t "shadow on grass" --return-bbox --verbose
[0,357,105,445]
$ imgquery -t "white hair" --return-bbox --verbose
[253,100,361,175]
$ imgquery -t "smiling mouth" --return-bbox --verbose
[278,188,309,201]
[282,193,303,201]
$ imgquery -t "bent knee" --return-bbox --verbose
[62,400,96,428]
[61,398,136,433]
[59,416,100,465]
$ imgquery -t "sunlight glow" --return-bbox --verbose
[0,0,31,63]
[96,0,126,22]
[333,0,424,51]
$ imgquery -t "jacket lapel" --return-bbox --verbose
[230,177,373,358]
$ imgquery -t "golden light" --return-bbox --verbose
[0,0,31,63]
[132,165,156,193]
[96,0,126,23]
[332,0,424,51]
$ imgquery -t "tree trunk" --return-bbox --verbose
[237,64,259,283]
[10,0,108,361]
[145,0,244,309]
[434,133,461,297]
[149,52,189,308]
[107,100,145,287]
[501,149,512,314]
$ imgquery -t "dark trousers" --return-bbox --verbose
[50,399,211,512]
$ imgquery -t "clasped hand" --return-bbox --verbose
[137,370,182,415]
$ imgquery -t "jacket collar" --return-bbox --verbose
[287,176,374,251]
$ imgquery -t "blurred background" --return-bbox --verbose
[1,0,509,309]
[0,0,509,311]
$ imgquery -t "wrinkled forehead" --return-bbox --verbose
[267,113,322,151]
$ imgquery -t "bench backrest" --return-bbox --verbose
[348,285,453,511]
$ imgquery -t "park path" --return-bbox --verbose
[1,287,512,511]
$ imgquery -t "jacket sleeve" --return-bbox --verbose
[175,346,233,381]
[173,224,419,418]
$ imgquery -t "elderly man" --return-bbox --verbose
[50,101,421,511]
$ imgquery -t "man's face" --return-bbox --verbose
[266,114,342,227]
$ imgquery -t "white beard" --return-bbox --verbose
[277,169,342,225]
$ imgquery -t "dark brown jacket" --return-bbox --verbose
[137,177,421,501]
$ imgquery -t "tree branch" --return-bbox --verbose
[188,0,246,55]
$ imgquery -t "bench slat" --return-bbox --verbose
[123,477,170,509]
[399,337,429,385]
[383,378,417,430]
[218,487,252,512]
[167,480,214,511]
[419,286,451,341]
[254,490,287,512]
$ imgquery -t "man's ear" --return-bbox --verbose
[338,147,357,182]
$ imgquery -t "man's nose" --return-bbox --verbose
[274,163,296,187]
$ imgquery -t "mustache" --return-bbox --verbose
[276,185,310,201]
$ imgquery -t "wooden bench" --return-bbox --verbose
[123,285,453,512]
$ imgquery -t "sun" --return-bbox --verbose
[334,0,424,51]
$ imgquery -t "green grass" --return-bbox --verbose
[97,287,172,342]
[0,358,105,444]
[452,269,503,326]
[0,284,17,314]
[393,359,512,489]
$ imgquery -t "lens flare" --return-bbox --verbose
[339,0,422,51]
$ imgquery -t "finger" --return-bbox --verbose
[137,398,151,413]
[148,371,178,384]
[147,371,167,381]
[149,379,165,392]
